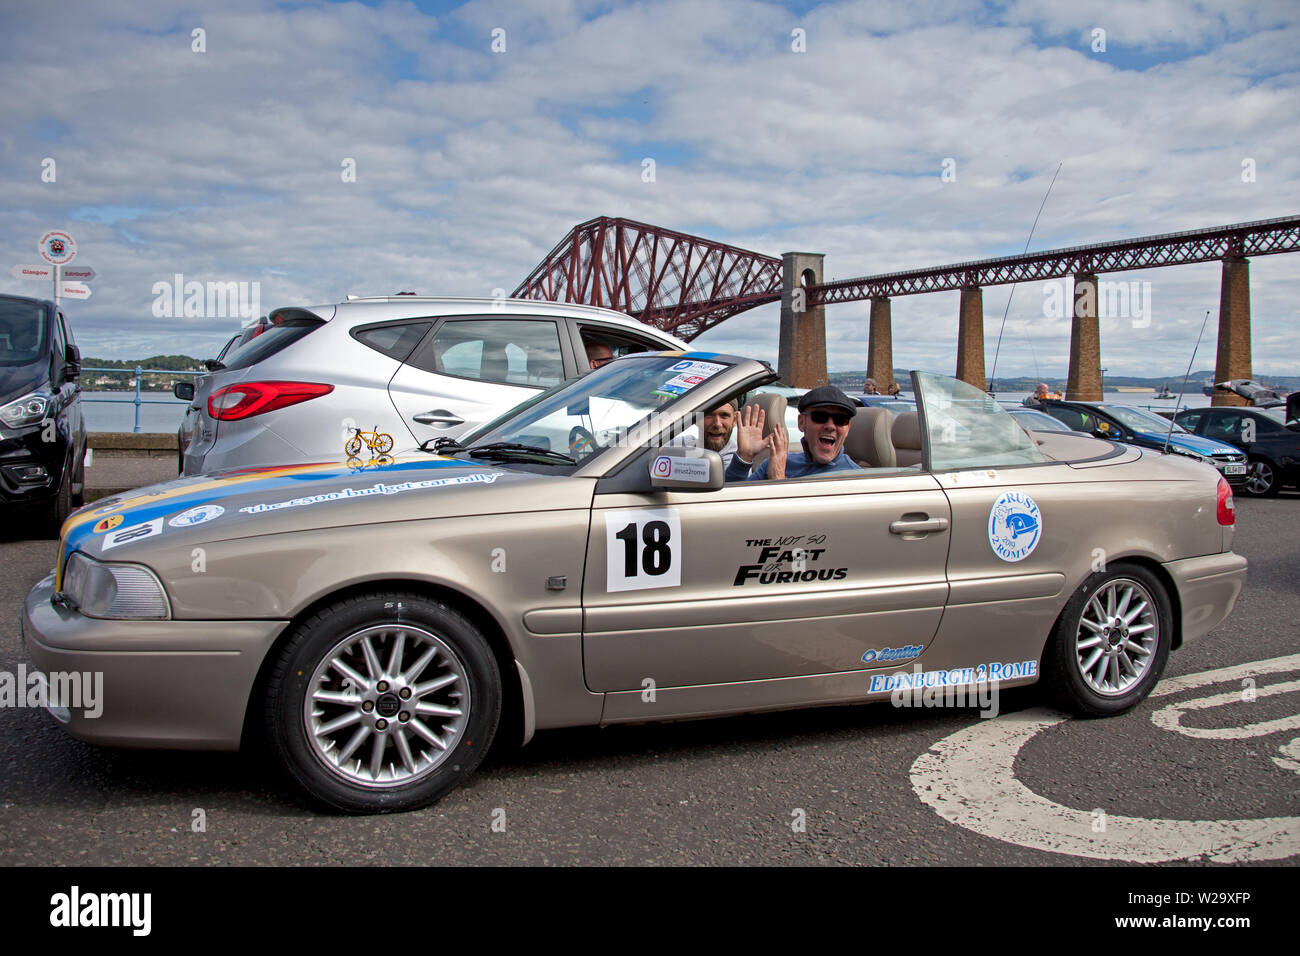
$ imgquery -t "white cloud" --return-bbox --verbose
[0,0,1296,381]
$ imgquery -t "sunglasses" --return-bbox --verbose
[807,409,851,427]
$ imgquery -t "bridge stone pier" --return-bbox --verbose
[866,297,894,392]
[778,252,828,388]
[1066,273,1103,401]
[956,287,986,391]
[1213,257,1252,407]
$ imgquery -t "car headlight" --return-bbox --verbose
[57,551,171,620]
[0,390,51,428]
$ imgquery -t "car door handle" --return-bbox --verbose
[413,410,465,427]
[889,515,949,535]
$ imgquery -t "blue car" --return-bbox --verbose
[1038,399,1249,488]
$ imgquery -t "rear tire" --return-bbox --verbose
[263,591,501,813]
[1042,564,1172,717]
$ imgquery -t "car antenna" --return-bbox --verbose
[988,161,1062,396]
[1165,309,1211,454]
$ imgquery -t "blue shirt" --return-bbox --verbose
[724,449,861,482]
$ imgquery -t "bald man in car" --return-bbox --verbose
[724,386,862,481]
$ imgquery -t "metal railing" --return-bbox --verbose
[79,366,204,433]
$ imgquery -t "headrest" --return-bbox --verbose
[892,411,923,451]
[844,406,896,467]
[746,393,787,438]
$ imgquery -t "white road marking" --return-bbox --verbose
[1274,739,1300,776]
[911,700,1300,862]
[1149,652,1300,697]
[1151,678,1300,740]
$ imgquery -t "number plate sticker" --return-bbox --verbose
[1225,464,1246,475]
[605,509,681,592]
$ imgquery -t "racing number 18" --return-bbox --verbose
[604,509,682,592]
[615,520,671,576]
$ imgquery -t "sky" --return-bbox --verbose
[1,0,1298,378]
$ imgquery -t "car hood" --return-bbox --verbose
[0,361,49,406]
[1132,429,1241,457]
[57,455,586,575]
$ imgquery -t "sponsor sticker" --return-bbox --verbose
[238,473,499,515]
[650,455,710,483]
[101,517,163,552]
[941,469,1000,487]
[987,490,1041,562]
[861,644,924,664]
[168,504,225,528]
[668,359,726,378]
[92,515,124,534]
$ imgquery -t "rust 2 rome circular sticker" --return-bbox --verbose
[988,491,1041,562]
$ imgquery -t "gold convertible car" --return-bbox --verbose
[22,353,1247,812]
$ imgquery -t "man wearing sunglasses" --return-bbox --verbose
[725,385,862,481]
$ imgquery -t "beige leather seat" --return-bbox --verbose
[843,406,896,467]
[741,392,787,472]
[892,411,923,467]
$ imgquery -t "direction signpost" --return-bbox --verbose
[11,232,94,305]
[11,264,54,281]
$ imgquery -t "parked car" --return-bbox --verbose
[174,297,688,475]
[1038,399,1249,488]
[0,293,86,534]
[176,317,274,470]
[26,359,1245,813]
[1173,406,1300,497]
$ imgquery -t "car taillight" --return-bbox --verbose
[1216,477,1235,526]
[208,381,333,421]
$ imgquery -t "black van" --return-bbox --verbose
[0,293,87,534]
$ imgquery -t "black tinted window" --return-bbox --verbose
[223,318,323,371]
[1043,405,1088,432]
[354,322,431,361]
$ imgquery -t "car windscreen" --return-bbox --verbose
[221,317,323,371]
[464,354,736,463]
[914,371,1045,469]
[1097,403,1186,434]
[0,298,48,367]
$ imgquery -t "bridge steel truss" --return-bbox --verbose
[810,214,1300,305]
[511,216,784,340]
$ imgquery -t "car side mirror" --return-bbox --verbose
[173,381,195,401]
[649,447,724,492]
[63,344,81,382]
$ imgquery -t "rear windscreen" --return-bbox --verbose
[222,317,323,371]
[0,298,48,367]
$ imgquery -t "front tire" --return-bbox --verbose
[264,592,501,813]
[1243,457,1279,497]
[1042,564,1172,717]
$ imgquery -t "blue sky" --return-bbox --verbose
[1,0,1298,377]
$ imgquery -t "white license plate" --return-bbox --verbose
[1225,463,1247,475]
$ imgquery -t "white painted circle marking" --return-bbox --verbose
[910,653,1300,862]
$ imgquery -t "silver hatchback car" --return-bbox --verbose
[178,297,688,475]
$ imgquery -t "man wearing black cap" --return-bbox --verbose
[724,385,862,481]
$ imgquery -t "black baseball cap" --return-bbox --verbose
[797,385,857,414]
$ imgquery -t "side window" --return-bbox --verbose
[353,322,430,362]
[1044,405,1087,432]
[51,310,67,378]
[1202,412,1240,441]
[409,319,564,387]
[1176,410,1205,433]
